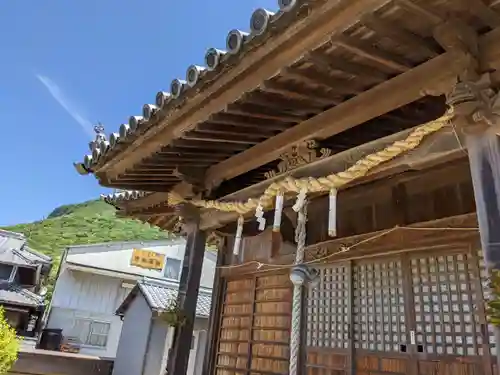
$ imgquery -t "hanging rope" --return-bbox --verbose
[289,200,308,375]
[167,112,453,214]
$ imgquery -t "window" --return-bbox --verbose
[70,319,111,348]
[0,264,13,281]
[163,258,181,280]
[15,267,36,286]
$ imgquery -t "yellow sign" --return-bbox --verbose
[130,249,165,270]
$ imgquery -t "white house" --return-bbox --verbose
[113,278,211,375]
[45,239,216,359]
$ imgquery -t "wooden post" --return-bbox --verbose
[467,134,500,268]
[201,236,227,375]
[466,133,500,372]
[166,204,206,375]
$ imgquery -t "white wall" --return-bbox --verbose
[47,269,132,358]
[47,239,216,360]
[65,240,216,289]
[113,295,152,375]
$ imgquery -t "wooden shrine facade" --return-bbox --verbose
[206,157,494,375]
[73,1,500,375]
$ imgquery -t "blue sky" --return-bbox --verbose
[0,0,276,226]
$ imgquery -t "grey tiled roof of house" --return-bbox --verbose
[0,230,52,267]
[0,284,44,308]
[117,278,212,318]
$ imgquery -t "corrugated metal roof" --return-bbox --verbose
[117,278,212,318]
[0,284,44,307]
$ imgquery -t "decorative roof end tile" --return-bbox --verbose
[171,79,187,99]
[156,91,172,108]
[129,115,144,132]
[250,9,275,36]
[142,104,159,121]
[186,65,207,88]
[205,48,226,71]
[109,132,120,148]
[74,162,90,175]
[278,0,297,12]
[226,29,249,55]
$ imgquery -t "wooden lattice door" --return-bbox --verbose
[305,262,352,374]
[214,273,292,375]
[409,249,495,375]
[305,248,495,375]
[353,257,409,375]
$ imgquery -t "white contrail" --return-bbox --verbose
[35,74,94,138]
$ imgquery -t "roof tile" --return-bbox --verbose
[138,279,212,318]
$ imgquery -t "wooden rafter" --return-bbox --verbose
[97,0,394,179]
[203,48,470,187]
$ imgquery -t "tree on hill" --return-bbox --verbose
[1,199,172,301]
[0,307,19,374]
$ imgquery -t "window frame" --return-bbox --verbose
[0,264,15,282]
[86,320,111,348]
[163,257,182,281]
[71,318,111,348]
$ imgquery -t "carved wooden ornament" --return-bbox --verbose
[264,140,332,179]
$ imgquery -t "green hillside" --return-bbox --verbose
[1,199,171,299]
[3,200,170,260]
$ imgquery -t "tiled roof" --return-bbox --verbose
[0,284,44,308]
[101,190,151,204]
[117,278,212,318]
[0,230,52,267]
[73,1,303,174]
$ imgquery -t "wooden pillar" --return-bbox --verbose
[166,204,207,375]
[466,132,500,372]
[467,134,500,268]
[201,236,227,375]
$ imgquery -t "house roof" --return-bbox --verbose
[0,230,52,268]
[74,0,454,186]
[0,283,44,308]
[116,278,212,318]
[74,1,314,175]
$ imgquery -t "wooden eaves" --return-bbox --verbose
[79,0,500,231]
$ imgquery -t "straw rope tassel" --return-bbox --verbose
[232,216,244,256]
[255,202,266,231]
[273,192,284,232]
[166,112,452,219]
[289,201,307,375]
[328,189,338,237]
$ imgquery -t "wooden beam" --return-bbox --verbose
[361,14,439,58]
[395,0,443,27]
[204,50,470,187]
[334,35,412,72]
[98,0,393,178]
[466,0,500,29]
[128,205,174,215]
